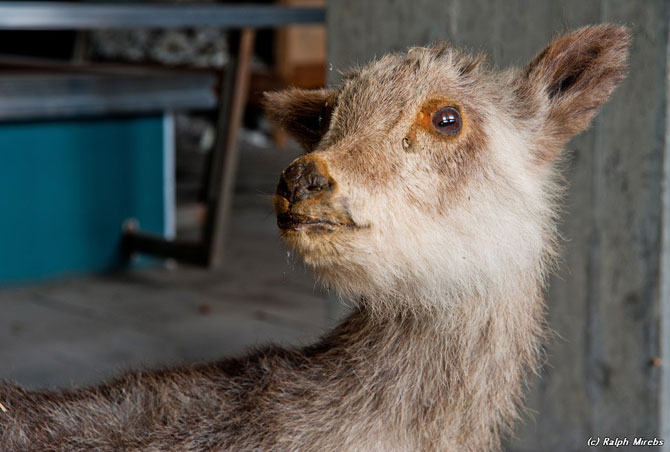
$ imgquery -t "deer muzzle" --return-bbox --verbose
[274,155,353,231]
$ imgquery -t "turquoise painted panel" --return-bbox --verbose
[0,116,166,284]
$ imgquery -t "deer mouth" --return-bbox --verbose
[276,212,356,231]
[273,190,359,233]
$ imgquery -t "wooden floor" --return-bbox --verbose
[0,138,335,390]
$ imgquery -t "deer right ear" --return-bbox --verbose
[519,24,630,161]
[263,88,335,152]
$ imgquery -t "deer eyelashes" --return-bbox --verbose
[432,106,462,136]
[403,102,464,153]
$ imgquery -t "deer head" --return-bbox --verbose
[265,25,630,315]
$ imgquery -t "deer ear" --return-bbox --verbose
[263,88,335,152]
[520,25,630,158]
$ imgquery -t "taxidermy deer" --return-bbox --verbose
[0,25,629,451]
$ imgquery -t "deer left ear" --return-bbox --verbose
[263,88,336,152]
[519,24,630,158]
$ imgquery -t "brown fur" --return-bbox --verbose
[0,25,629,451]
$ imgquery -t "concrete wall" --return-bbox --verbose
[327,1,670,450]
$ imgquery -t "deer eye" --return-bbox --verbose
[431,106,461,135]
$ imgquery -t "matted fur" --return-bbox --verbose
[0,25,629,451]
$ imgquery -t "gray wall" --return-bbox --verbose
[327,1,670,450]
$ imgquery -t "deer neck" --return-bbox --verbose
[313,282,545,449]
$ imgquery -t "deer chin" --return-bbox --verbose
[274,200,366,266]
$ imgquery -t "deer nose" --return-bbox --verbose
[276,158,333,205]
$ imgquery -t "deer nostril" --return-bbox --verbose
[276,158,333,204]
[277,176,289,197]
[305,173,328,192]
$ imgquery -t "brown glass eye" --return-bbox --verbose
[431,106,462,135]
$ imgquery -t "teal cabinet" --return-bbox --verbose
[0,115,173,284]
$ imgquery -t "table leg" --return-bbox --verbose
[122,28,256,268]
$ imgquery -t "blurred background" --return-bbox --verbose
[0,1,667,451]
